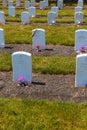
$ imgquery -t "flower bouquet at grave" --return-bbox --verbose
[17,77,29,87]
[36,45,41,52]
[0,21,2,25]
[23,22,28,25]
[79,46,87,53]
[78,20,83,25]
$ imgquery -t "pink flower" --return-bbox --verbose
[16,4,20,6]
[0,21,2,24]
[80,47,86,52]
[18,77,25,83]
[23,22,28,25]
[80,21,83,25]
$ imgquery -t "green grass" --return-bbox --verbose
[33,56,75,74]
[1,5,87,17]
[0,54,75,74]
[0,25,86,45]
[0,98,87,130]
[6,17,21,22]
[5,16,87,26]
[0,4,87,130]
[1,4,87,25]
[5,16,87,24]
[0,54,11,71]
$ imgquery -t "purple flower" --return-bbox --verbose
[80,47,86,52]
[16,4,20,6]
[18,77,25,83]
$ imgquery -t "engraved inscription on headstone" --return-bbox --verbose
[74,11,83,25]
[8,6,15,17]
[48,11,56,25]
[32,28,46,50]
[75,54,87,87]
[75,29,87,51]
[0,11,5,24]
[21,11,30,24]
[12,51,32,83]
[0,28,5,48]
[28,6,36,18]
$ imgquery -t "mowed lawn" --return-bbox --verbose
[0,98,87,130]
[0,1,87,130]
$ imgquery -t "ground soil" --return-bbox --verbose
[0,44,87,104]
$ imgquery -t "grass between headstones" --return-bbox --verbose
[1,25,87,46]
[0,54,75,74]
[0,3,87,130]
[1,7,87,17]
[5,16,87,24]
[0,98,87,130]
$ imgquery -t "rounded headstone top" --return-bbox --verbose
[76,29,87,32]
[32,28,45,32]
[12,51,32,56]
[0,28,3,31]
[77,53,87,58]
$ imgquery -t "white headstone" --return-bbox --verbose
[40,1,46,10]
[28,6,36,17]
[25,1,30,9]
[78,0,83,8]
[0,28,5,48]
[48,11,56,25]
[32,28,46,50]
[57,0,63,10]
[51,6,58,17]
[12,51,32,83]
[16,0,20,6]
[75,29,87,51]
[21,12,30,25]
[74,11,83,25]
[8,1,13,6]
[2,0,7,6]
[0,11,5,24]
[8,6,15,17]
[44,0,48,6]
[75,6,82,12]
[75,54,87,87]
[31,0,35,7]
